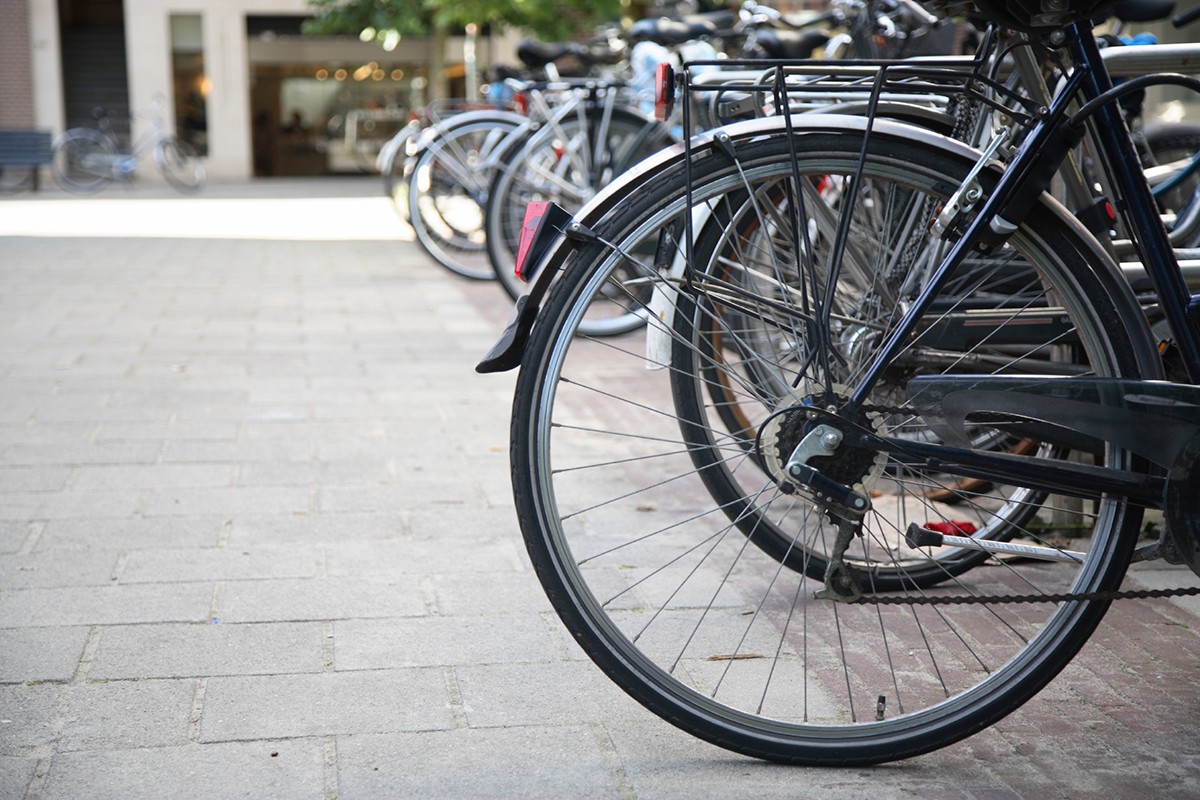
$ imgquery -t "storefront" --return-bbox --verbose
[28,0,514,181]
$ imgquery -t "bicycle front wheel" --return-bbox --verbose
[51,129,116,193]
[155,137,206,193]
[511,121,1151,765]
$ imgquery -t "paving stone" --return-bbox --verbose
[0,442,163,467]
[0,756,36,799]
[335,726,619,800]
[323,537,525,577]
[89,622,326,679]
[226,512,407,547]
[0,489,146,521]
[215,577,426,623]
[0,466,72,492]
[0,521,30,554]
[40,740,325,800]
[36,517,224,550]
[407,507,520,541]
[200,670,455,740]
[58,679,195,751]
[95,422,240,443]
[0,549,121,589]
[0,627,91,683]
[235,459,392,487]
[141,486,312,516]
[70,464,236,490]
[317,480,474,511]
[454,661,649,728]
[334,614,561,670]
[0,684,63,754]
[119,545,321,583]
[161,439,314,463]
[0,584,213,627]
[429,571,555,616]
[0,422,96,446]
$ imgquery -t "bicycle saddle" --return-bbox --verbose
[755,28,831,59]
[970,0,1119,31]
[628,17,722,45]
[1111,0,1176,22]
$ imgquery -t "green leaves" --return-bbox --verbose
[303,0,624,40]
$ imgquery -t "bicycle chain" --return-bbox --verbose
[800,404,1200,606]
[857,585,1200,606]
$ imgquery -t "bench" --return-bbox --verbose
[0,129,54,191]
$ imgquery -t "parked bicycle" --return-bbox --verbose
[481,0,1200,767]
[52,97,206,194]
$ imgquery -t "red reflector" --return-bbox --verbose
[924,520,978,537]
[1104,200,1116,221]
[515,201,551,281]
[654,62,675,122]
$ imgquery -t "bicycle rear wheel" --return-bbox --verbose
[485,108,676,337]
[406,113,525,280]
[511,120,1151,765]
[156,137,206,193]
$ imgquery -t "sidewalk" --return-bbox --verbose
[1,177,1197,799]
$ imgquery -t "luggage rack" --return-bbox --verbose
[667,45,1037,133]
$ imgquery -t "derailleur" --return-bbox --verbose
[780,422,872,604]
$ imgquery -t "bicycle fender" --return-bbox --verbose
[477,204,580,374]
[408,109,527,159]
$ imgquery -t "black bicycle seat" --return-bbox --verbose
[517,40,575,68]
[756,29,831,59]
[1112,0,1175,22]
[629,17,720,45]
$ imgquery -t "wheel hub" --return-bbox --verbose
[760,393,886,496]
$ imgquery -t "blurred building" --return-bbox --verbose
[11,0,516,180]
[8,0,1199,182]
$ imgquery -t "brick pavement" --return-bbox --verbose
[0,178,1197,799]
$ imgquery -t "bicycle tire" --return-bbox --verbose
[406,113,526,280]
[510,118,1151,765]
[155,137,206,193]
[51,128,116,194]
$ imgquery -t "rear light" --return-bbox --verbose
[515,201,571,281]
[654,62,676,122]
[923,520,978,536]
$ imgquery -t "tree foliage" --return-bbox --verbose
[303,0,626,41]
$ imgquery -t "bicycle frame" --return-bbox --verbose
[89,103,170,179]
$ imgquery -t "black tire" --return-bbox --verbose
[51,129,116,194]
[156,137,206,193]
[510,120,1150,765]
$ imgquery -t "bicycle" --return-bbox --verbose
[481,0,1200,767]
[51,97,206,194]
[399,36,635,282]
